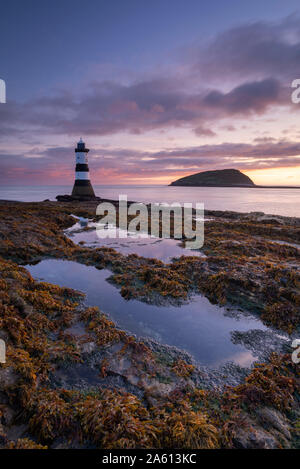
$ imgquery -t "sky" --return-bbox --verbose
[1,0,300,185]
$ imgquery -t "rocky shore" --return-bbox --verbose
[0,199,299,449]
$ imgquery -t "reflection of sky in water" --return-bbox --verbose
[65,217,205,263]
[26,259,269,368]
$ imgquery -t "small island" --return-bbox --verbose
[170,168,255,187]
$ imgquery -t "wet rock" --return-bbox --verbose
[256,407,292,441]
[81,341,96,354]
[0,405,16,427]
[144,338,250,390]
[0,368,19,390]
[5,424,28,441]
[49,363,102,390]
[231,329,290,362]
[233,424,279,449]
[9,291,33,317]
[0,330,9,343]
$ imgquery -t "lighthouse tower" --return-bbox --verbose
[71,138,96,198]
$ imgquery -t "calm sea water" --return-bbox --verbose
[1,184,299,217]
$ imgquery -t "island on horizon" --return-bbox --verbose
[170,168,300,189]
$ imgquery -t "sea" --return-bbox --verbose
[0,184,299,217]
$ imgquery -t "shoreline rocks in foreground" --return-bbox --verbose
[0,199,299,449]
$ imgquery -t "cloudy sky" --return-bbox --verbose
[1,0,300,185]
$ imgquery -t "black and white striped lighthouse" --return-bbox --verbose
[71,138,96,198]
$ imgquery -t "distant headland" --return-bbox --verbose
[169,169,300,189]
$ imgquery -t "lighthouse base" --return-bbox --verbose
[56,194,101,202]
[71,180,96,198]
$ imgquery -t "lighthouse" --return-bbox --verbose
[71,138,96,198]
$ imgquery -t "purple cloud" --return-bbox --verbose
[1,15,300,184]
[0,77,289,140]
[203,79,283,114]
[194,15,300,82]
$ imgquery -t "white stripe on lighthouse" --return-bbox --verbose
[75,172,90,180]
[76,152,88,164]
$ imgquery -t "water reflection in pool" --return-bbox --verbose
[26,259,269,368]
[65,217,205,263]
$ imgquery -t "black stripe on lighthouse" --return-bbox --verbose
[76,163,89,172]
[73,180,92,187]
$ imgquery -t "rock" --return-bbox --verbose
[81,341,96,354]
[256,407,291,441]
[0,405,16,426]
[0,330,9,343]
[231,408,293,449]
[9,291,33,317]
[0,368,19,389]
[231,329,290,362]
[232,414,280,449]
[233,426,279,449]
